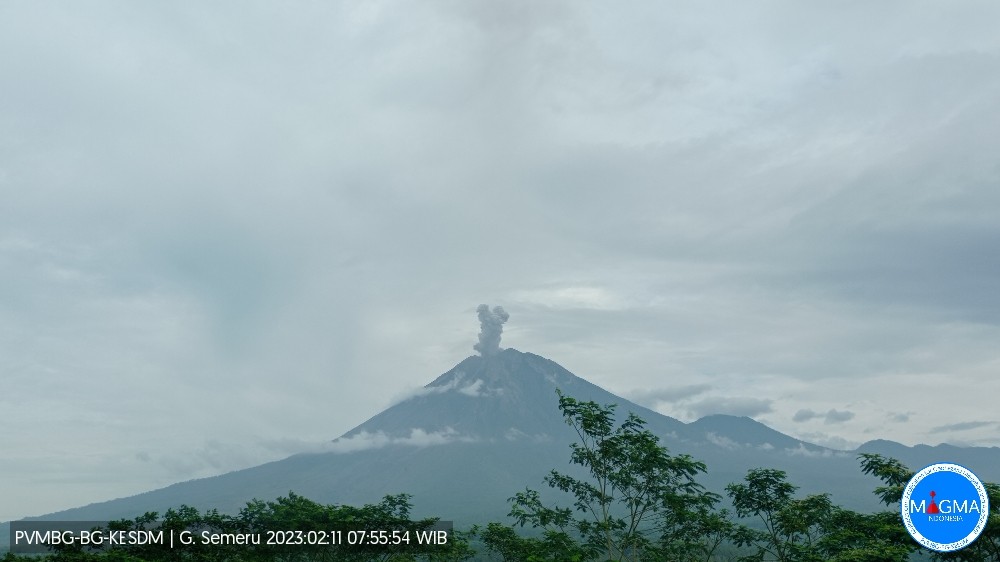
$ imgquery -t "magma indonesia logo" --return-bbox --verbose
[901,463,990,552]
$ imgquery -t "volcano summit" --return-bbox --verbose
[13,308,1000,528]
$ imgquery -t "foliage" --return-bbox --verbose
[726,466,918,562]
[472,522,588,562]
[12,398,1000,562]
[860,454,1000,562]
[487,390,727,561]
[28,493,472,562]
[857,454,912,506]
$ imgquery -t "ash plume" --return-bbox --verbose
[474,304,509,356]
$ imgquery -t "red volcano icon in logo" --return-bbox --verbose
[928,490,941,514]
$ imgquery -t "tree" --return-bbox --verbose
[494,391,724,561]
[28,492,472,562]
[860,453,1000,562]
[474,521,589,562]
[726,463,918,562]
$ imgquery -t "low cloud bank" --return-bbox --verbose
[329,427,475,453]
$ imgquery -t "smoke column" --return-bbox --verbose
[474,304,509,356]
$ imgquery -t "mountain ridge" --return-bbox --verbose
[5,348,1000,532]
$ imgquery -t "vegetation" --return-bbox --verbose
[479,390,729,561]
[726,467,913,561]
[4,493,472,562]
[6,393,999,561]
[858,453,1000,562]
[478,393,1000,562]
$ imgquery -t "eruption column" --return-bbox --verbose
[474,305,509,356]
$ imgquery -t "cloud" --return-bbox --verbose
[512,286,629,311]
[474,305,510,356]
[793,409,820,422]
[627,384,712,406]
[4,0,1000,522]
[458,379,504,397]
[930,421,996,434]
[144,437,339,480]
[388,373,501,404]
[687,397,773,418]
[504,428,551,443]
[328,428,476,454]
[795,432,860,451]
[705,432,741,450]
[459,379,485,396]
[888,412,912,423]
[823,410,855,424]
[784,444,848,459]
[386,381,461,407]
[793,408,855,424]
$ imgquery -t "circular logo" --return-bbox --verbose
[901,463,990,552]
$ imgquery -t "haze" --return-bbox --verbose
[2,1,999,523]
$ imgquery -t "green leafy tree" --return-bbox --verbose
[816,509,913,562]
[28,493,471,562]
[234,492,471,562]
[860,453,1000,562]
[474,522,589,562]
[727,462,926,562]
[495,391,725,561]
[727,468,818,562]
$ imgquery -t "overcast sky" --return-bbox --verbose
[3,1,1000,523]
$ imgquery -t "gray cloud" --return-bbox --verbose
[930,421,996,434]
[687,397,773,419]
[823,410,855,424]
[795,432,860,451]
[474,305,510,356]
[627,384,712,406]
[793,409,820,422]
[793,409,855,424]
[328,428,476,454]
[3,1,1000,523]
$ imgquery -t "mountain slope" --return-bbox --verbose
[341,350,686,442]
[11,348,1000,530]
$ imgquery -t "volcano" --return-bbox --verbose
[12,348,1000,528]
